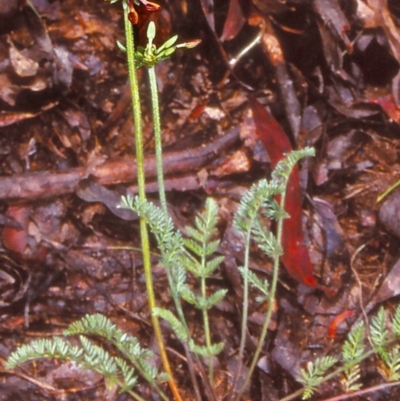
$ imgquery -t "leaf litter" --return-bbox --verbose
[1,0,400,399]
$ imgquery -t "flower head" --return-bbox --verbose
[134,22,201,68]
[127,0,160,25]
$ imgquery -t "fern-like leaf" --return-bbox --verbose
[185,198,219,244]
[341,321,365,392]
[342,321,365,366]
[341,363,362,392]
[65,314,150,360]
[272,147,315,185]
[370,307,390,363]
[65,314,158,383]
[80,335,118,377]
[261,198,288,221]
[299,356,338,399]
[115,357,138,390]
[202,289,228,310]
[251,218,282,258]
[183,237,203,259]
[233,179,283,236]
[6,334,140,395]
[238,267,269,302]
[152,307,189,343]
[393,305,400,338]
[386,345,400,381]
[122,196,185,263]
[189,340,224,357]
[180,287,227,310]
[204,239,220,257]
[122,197,188,299]
[203,255,225,277]
[6,337,82,369]
[179,284,199,306]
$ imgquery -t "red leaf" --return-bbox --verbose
[3,205,30,254]
[249,96,316,287]
[3,205,48,262]
[328,310,355,338]
[370,94,400,124]
[220,0,245,42]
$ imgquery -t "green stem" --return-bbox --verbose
[124,12,145,201]
[166,250,217,400]
[239,230,251,360]
[127,386,165,401]
[148,61,207,401]
[123,8,182,401]
[176,302,211,401]
[235,191,286,400]
[110,342,168,400]
[148,66,167,213]
[126,389,147,401]
[227,228,251,400]
[163,259,205,401]
[201,252,213,384]
[377,177,400,203]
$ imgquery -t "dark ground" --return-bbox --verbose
[1,0,400,400]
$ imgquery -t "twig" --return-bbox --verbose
[0,129,239,201]
[320,380,400,401]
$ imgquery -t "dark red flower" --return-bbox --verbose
[127,0,160,25]
[140,0,160,11]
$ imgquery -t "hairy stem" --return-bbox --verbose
[228,217,255,400]
[107,341,168,400]
[164,262,204,401]
[149,63,208,399]
[236,192,286,400]
[148,66,167,214]
[123,8,182,401]
[239,230,252,360]
[126,387,156,401]
[201,251,213,384]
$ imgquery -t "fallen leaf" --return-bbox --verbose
[220,0,245,42]
[249,96,316,287]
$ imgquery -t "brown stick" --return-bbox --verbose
[1,128,240,201]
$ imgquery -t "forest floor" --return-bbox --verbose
[1,0,400,400]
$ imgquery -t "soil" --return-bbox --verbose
[1,0,400,400]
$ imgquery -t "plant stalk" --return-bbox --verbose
[147,62,204,401]
[173,289,208,401]
[148,66,167,214]
[234,191,286,400]
[161,250,205,401]
[123,8,182,401]
[201,253,213,384]
[227,229,251,400]
[127,387,157,401]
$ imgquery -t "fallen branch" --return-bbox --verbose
[1,129,239,201]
